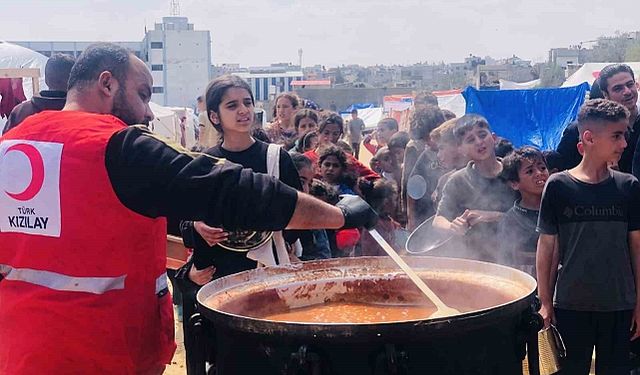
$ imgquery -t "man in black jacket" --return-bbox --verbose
[556,64,639,173]
[2,53,75,135]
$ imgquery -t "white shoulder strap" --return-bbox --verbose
[266,143,280,178]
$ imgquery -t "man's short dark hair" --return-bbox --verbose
[502,146,546,183]
[453,114,490,143]
[388,131,410,149]
[351,108,358,115]
[44,53,75,91]
[598,64,635,93]
[68,43,131,90]
[577,99,630,130]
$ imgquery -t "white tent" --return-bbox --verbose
[0,41,48,99]
[149,102,199,150]
[499,79,541,90]
[341,107,384,131]
[562,62,640,87]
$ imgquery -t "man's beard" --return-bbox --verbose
[111,87,139,125]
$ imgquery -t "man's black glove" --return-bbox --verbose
[336,194,379,229]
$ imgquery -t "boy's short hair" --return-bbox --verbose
[378,117,399,132]
[358,178,398,213]
[351,108,358,115]
[502,146,546,183]
[409,105,445,140]
[577,99,630,136]
[289,152,312,171]
[336,140,354,155]
[309,179,339,204]
[387,131,410,149]
[495,138,515,158]
[430,118,458,145]
[453,114,491,144]
[441,109,457,120]
[318,112,344,134]
[374,146,393,161]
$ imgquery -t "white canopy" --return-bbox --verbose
[149,102,198,150]
[0,41,48,99]
[562,62,640,87]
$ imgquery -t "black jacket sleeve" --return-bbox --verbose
[555,121,581,171]
[105,125,298,231]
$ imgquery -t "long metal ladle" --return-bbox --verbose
[369,229,460,318]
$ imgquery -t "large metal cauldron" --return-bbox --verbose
[194,256,540,375]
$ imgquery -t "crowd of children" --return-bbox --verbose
[177,63,640,374]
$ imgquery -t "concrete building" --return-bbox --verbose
[549,48,583,69]
[12,16,212,108]
[232,65,303,102]
[142,16,211,106]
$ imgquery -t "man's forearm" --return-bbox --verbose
[286,192,345,230]
[536,234,557,305]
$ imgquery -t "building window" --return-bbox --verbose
[151,64,163,71]
[150,42,163,49]
[152,87,164,94]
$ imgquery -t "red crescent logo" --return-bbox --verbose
[3,143,45,201]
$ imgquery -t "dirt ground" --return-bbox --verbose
[164,310,187,375]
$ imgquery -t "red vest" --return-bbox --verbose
[0,111,175,374]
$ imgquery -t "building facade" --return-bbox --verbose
[12,16,211,108]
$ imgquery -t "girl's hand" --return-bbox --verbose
[194,222,228,247]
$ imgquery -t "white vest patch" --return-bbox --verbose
[0,140,63,237]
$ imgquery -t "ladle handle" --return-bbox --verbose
[368,229,449,311]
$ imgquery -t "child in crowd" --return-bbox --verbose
[537,99,640,374]
[406,118,457,231]
[375,147,400,184]
[359,178,403,256]
[402,106,446,229]
[295,131,318,153]
[290,153,331,260]
[431,118,469,206]
[337,140,355,156]
[309,179,360,257]
[497,146,549,276]
[266,93,299,147]
[290,109,318,152]
[363,118,399,155]
[318,145,357,195]
[433,114,517,262]
[304,113,379,180]
[388,131,410,166]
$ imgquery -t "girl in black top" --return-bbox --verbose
[176,75,303,373]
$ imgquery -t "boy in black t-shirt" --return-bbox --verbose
[537,99,640,375]
[433,114,516,262]
[498,146,549,276]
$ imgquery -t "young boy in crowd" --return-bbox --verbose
[537,99,640,374]
[433,114,517,262]
[431,118,469,206]
[498,146,549,277]
[387,131,410,166]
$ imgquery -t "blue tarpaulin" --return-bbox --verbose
[462,83,590,150]
[343,103,376,113]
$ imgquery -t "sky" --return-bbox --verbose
[1,0,639,67]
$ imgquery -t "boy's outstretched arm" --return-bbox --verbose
[536,233,558,329]
[629,230,640,339]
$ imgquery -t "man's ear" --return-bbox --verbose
[492,133,498,142]
[97,71,118,98]
[602,89,610,100]
[509,180,520,191]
